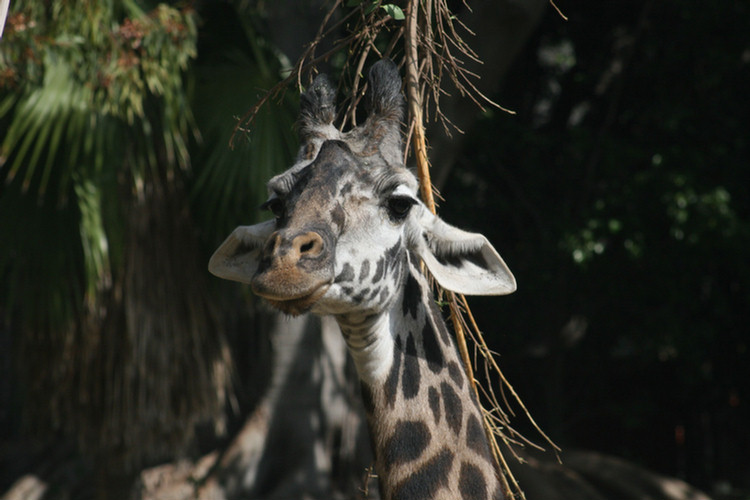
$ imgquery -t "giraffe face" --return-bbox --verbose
[249,138,422,316]
[209,60,516,316]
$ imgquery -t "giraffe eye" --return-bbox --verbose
[386,195,416,221]
[261,198,285,219]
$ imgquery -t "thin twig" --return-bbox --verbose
[549,0,569,21]
[405,0,436,213]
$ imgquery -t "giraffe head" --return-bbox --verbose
[209,60,516,316]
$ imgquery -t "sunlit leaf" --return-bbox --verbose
[382,4,405,20]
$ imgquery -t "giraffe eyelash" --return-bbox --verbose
[261,197,285,219]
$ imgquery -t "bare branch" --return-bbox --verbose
[550,0,569,21]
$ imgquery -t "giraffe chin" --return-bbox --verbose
[260,284,331,316]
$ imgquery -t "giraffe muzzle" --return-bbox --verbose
[251,229,334,314]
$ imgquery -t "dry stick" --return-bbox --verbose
[405,4,560,498]
[232,0,384,146]
[405,2,523,498]
[230,29,363,146]
[234,2,403,142]
[449,292,476,393]
[341,24,405,128]
[405,0,436,214]
[459,293,562,457]
[454,294,521,500]
[348,38,374,127]
[549,0,569,21]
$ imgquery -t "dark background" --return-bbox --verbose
[440,1,750,491]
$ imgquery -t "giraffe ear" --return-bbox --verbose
[208,220,275,284]
[415,211,517,296]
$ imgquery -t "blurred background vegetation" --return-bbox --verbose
[1,0,748,498]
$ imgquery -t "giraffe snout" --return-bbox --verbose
[252,229,334,313]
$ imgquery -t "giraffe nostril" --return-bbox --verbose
[294,231,325,258]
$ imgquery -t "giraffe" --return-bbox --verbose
[209,59,517,500]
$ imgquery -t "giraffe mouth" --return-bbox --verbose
[257,283,331,316]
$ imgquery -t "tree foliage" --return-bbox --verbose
[1,1,197,320]
[0,0,296,474]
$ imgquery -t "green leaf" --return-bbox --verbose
[382,4,405,20]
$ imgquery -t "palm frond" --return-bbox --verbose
[2,49,97,198]
[0,2,229,471]
[190,38,297,244]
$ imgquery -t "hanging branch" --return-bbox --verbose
[401,3,558,498]
[230,0,512,146]
[404,0,435,213]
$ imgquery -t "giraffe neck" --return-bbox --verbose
[335,255,503,500]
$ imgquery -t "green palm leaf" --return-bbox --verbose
[190,33,298,243]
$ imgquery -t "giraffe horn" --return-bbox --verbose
[298,73,337,144]
[351,60,404,164]
[365,59,404,124]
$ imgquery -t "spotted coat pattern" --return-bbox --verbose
[349,254,504,500]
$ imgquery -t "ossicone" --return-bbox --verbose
[365,59,404,122]
[299,73,337,143]
[294,60,405,165]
